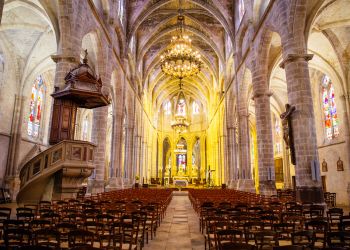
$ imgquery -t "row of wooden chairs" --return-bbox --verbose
[0,188,173,249]
[189,189,349,250]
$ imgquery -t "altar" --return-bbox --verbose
[173,176,189,187]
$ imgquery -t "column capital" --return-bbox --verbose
[51,54,77,63]
[252,91,273,100]
[342,94,350,100]
[238,112,249,118]
[279,53,313,69]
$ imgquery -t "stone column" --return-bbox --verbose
[133,135,141,180]
[280,53,323,203]
[227,126,238,188]
[5,95,26,199]
[237,111,255,192]
[339,94,350,203]
[106,112,124,190]
[88,106,108,193]
[252,91,276,196]
[123,127,134,187]
[140,140,146,184]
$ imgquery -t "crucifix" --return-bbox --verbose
[280,104,296,165]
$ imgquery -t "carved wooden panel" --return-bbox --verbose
[49,99,77,145]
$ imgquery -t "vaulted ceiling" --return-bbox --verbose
[126,0,235,113]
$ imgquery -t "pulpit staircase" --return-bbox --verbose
[16,140,96,204]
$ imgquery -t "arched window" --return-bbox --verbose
[322,75,339,140]
[164,101,171,115]
[28,75,45,138]
[192,101,199,115]
[82,115,89,141]
[177,98,186,116]
[238,0,245,23]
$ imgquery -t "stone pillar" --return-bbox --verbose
[339,94,350,204]
[88,106,108,193]
[106,112,124,190]
[133,135,141,180]
[253,91,276,196]
[227,126,238,188]
[280,53,323,203]
[124,127,134,187]
[140,140,146,184]
[237,111,255,192]
[5,95,26,200]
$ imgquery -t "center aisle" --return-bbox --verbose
[144,191,205,250]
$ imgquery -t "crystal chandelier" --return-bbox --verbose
[171,114,190,134]
[160,13,202,79]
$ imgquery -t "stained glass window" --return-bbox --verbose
[322,75,339,140]
[28,75,45,138]
[177,98,186,116]
[164,101,171,115]
[82,115,89,141]
[192,101,199,114]
[238,0,245,23]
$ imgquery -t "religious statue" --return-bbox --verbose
[322,159,328,172]
[280,104,296,165]
[337,157,344,171]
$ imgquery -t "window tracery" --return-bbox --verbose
[192,101,199,115]
[164,101,171,115]
[322,75,339,140]
[28,75,45,138]
[176,98,186,116]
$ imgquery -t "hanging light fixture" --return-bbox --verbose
[160,1,202,80]
[171,83,190,134]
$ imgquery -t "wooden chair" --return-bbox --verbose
[254,230,279,250]
[68,229,95,248]
[273,246,303,250]
[219,242,256,250]
[32,228,60,249]
[18,246,53,250]
[244,221,265,244]
[291,230,314,249]
[216,229,243,250]
[56,222,77,248]
[305,219,328,249]
[4,228,32,248]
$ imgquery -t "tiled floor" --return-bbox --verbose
[144,192,205,250]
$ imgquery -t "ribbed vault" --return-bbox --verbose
[128,0,233,127]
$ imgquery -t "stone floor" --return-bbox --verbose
[143,192,205,250]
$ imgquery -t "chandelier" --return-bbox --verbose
[171,114,190,134]
[160,13,202,79]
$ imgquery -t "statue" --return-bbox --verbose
[322,159,328,172]
[280,104,296,165]
[337,157,344,171]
